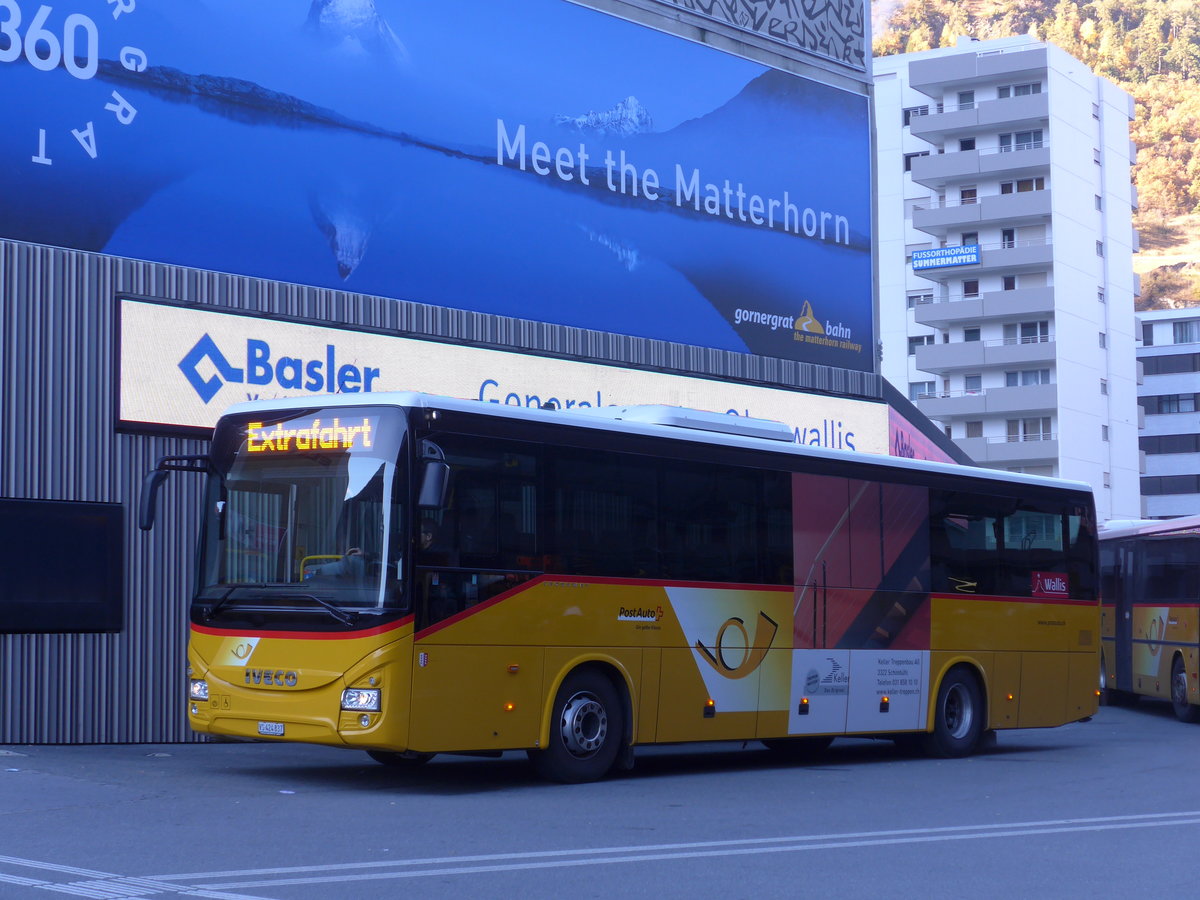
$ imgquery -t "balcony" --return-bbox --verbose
[910,144,1050,190]
[956,434,1059,466]
[914,383,1057,420]
[912,191,1051,236]
[908,46,1049,97]
[913,239,1053,282]
[914,285,1054,328]
[915,334,1055,374]
[908,92,1049,142]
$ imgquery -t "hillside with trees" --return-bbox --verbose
[873,0,1200,308]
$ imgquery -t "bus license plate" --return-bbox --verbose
[257,721,285,737]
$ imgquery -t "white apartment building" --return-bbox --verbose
[873,36,1141,522]
[1137,308,1200,518]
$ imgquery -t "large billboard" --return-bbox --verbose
[118,298,888,452]
[1,1,873,371]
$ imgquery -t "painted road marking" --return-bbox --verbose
[141,810,1200,890]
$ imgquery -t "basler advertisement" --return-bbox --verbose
[0,0,874,370]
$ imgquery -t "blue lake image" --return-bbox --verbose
[0,0,873,369]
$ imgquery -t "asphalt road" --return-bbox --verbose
[3,700,1198,899]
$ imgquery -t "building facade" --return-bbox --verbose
[873,36,1141,522]
[2,1,933,745]
[1137,307,1200,518]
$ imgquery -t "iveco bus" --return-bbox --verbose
[142,393,1099,781]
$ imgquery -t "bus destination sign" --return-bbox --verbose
[245,417,376,454]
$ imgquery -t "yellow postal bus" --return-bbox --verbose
[142,393,1099,781]
[1099,515,1200,720]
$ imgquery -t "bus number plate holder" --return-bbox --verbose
[257,721,285,737]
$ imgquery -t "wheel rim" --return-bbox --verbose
[942,683,974,740]
[1173,662,1188,708]
[558,690,608,758]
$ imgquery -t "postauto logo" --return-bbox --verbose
[178,334,381,404]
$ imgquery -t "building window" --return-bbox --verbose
[908,381,935,401]
[1095,195,1103,211]
[966,421,983,438]
[963,280,980,299]
[1099,332,1107,348]
[902,105,930,125]
[944,425,953,439]
[957,90,975,110]
[1094,148,1102,165]
[1173,320,1200,344]
[1096,241,1104,256]
[1141,393,1199,415]
[964,327,981,342]
[1004,321,1049,344]
[961,231,979,246]
[964,374,983,394]
[1098,287,1106,303]
[1001,177,1045,194]
[1000,130,1043,152]
[959,137,976,152]
[904,151,930,172]
[960,187,977,205]
[1141,353,1200,375]
[906,291,933,308]
[1143,322,1155,346]
[1100,378,1109,395]
[1092,102,1100,118]
[1142,474,1200,495]
[908,335,933,356]
[1102,424,1110,441]
[1103,472,1111,489]
[1003,275,1017,291]
[1002,228,1016,248]
[1141,433,1200,454]
[998,82,1042,98]
[1007,417,1052,442]
[1005,369,1051,387]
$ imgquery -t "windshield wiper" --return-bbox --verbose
[202,586,243,622]
[202,586,357,627]
[287,593,357,627]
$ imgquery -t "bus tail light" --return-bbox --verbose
[341,688,381,712]
[704,699,716,718]
[879,697,889,712]
[189,679,209,702]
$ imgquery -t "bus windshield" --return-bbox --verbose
[196,407,408,622]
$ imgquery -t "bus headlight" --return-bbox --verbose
[189,679,209,701]
[341,688,381,712]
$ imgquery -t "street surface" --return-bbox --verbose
[2,701,1198,899]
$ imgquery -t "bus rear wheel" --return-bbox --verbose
[528,669,622,783]
[923,667,984,758]
[1170,657,1200,723]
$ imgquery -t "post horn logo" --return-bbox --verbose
[696,611,779,679]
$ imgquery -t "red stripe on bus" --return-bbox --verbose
[414,574,794,639]
[933,592,1097,606]
[190,615,414,641]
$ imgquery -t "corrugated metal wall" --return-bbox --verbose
[0,240,880,744]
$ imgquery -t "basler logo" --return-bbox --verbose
[178,334,382,403]
[1032,571,1070,598]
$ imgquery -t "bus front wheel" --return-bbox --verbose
[923,667,984,758]
[529,669,622,783]
[1170,657,1200,723]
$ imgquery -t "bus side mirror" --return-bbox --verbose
[418,461,450,509]
[139,470,169,531]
